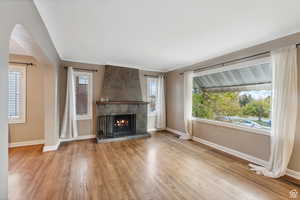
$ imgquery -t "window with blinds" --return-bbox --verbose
[146,77,158,116]
[8,65,26,124]
[74,71,93,120]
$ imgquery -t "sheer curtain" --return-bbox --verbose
[250,45,298,178]
[156,75,166,130]
[61,67,78,139]
[180,71,193,140]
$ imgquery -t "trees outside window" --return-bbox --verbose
[193,90,272,130]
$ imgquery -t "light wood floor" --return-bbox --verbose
[9,132,300,200]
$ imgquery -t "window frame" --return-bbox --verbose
[192,56,272,135]
[74,71,93,121]
[8,65,27,124]
[146,77,158,116]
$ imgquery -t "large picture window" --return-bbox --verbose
[74,71,93,120]
[8,65,26,124]
[193,57,272,132]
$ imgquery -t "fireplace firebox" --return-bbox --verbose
[97,113,136,139]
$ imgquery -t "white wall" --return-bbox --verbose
[0,1,60,199]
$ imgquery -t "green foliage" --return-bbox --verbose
[193,91,241,119]
[242,99,270,121]
[239,94,253,107]
[193,90,271,122]
[193,93,213,118]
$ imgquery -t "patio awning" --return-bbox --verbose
[193,58,272,92]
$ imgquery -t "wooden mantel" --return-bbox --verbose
[96,101,149,105]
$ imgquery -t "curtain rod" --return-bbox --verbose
[9,61,34,66]
[180,43,300,75]
[144,74,167,78]
[64,66,98,72]
[179,51,270,75]
[144,74,159,78]
[200,81,272,91]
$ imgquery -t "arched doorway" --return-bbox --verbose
[8,24,46,148]
[0,1,61,198]
[6,24,58,199]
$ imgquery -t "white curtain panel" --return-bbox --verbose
[180,71,193,140]
[61,67,78,139]
[250,45,298,178]
[156,75,166,129]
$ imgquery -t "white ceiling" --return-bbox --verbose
[34,0,300,72]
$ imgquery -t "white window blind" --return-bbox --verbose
[8,65,26,124]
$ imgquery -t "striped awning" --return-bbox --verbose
[193,59,272,92]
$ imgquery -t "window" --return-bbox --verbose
[147,77,158,115]
[74,71,93,120]
[8,65,26,124]
[192,57,272,132]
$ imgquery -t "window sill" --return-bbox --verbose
[192,117,270,136]
[8,120,26,124]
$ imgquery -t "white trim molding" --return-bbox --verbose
[74,71,93,121]
[148,128,165,132]
[286,169,300,180]
[43,141,61,152]
[43,135,96,152]
[60,134,96,142]
[192,118,270,136]
[167,127,299,180]
[8,64,27,124]
[192,136,300,180]
[9,139,44,148]
[192,136,269,167]
[166,127,186,136]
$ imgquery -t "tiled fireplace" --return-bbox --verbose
[96,66,150,143]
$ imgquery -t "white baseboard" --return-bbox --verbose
[148,128,158,132]
[192,136,300,180]
[286,169,300,180]
[42,135,95,152]
[60,134,96,142]
[166,127,186,136]
[192,136,268,167]
[167,127,300,180]
[9,139,44,148]
[148,128,165,132]
[43,141,60,152]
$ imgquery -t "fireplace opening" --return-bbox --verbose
[113,114,135,135]
[98,113,136,139]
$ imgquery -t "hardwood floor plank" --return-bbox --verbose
[8,132,300,200]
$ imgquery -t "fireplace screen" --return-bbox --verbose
[113,115,134,134]
[97,114,136,139]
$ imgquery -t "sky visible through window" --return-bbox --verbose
[239,90,272,100]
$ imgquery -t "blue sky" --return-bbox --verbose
[239,90,271,100]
